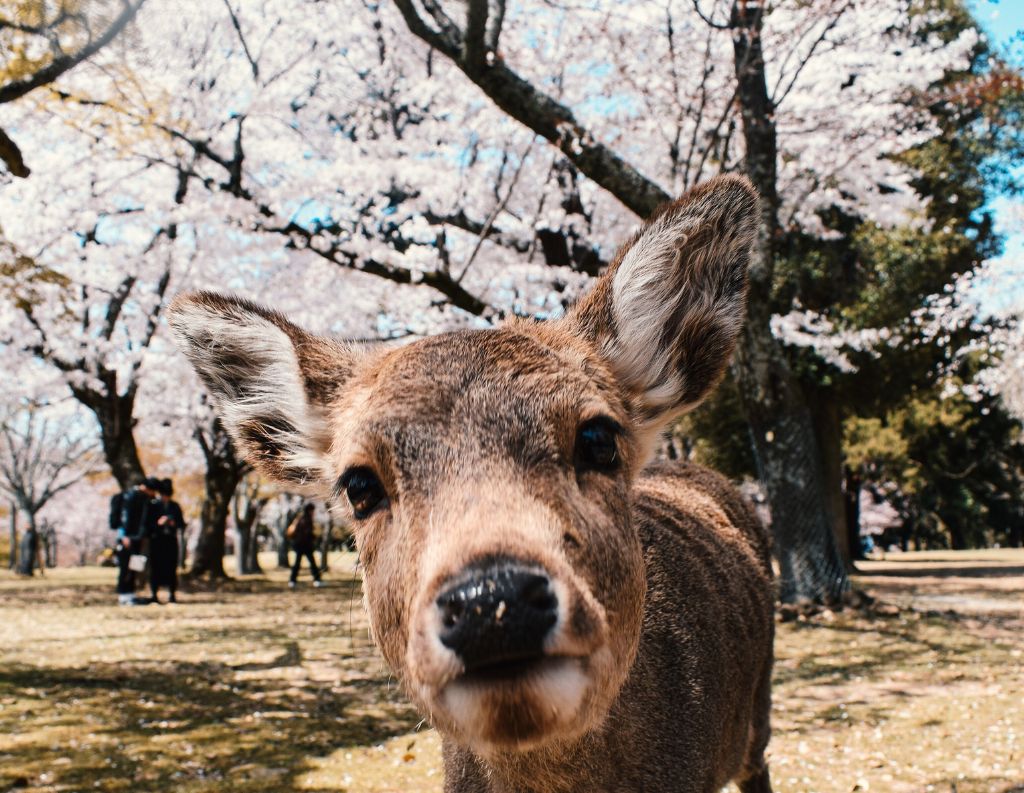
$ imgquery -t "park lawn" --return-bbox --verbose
[1,551,1022,793]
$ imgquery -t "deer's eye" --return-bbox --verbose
[340,467,388,519]
[575,417,621,473]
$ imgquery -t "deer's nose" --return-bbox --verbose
[436,560,559,673]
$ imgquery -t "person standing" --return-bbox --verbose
[112,478,159,606]
[287,503,322,589]
[147,479,184,604]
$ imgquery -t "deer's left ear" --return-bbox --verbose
[569,175,758,435]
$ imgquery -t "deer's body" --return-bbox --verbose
[170,176,775,793]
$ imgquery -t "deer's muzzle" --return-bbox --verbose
[436,559,559,677]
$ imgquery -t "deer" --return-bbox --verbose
[168,174,775,793]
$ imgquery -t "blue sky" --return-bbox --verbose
[969,1,1024,315]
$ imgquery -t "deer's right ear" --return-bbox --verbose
[168,291,357,488]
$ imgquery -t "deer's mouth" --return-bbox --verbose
[457,653,576,685]
[437,655,592,751]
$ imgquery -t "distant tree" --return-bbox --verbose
[0,404,102,572]
[233,473,269,575]
[190,413,249,579]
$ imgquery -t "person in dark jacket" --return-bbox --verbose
[147,478,184,604]
[114,478,159,605]
[288,503,322,589]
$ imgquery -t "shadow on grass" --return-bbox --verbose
[773,618,973,689]
[0,655,421,793]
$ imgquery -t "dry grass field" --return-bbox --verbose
[1,549,1022,793]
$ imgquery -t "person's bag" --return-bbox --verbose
[285,513,302,541]
[128,554,148,573]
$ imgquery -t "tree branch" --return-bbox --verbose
[393,0,461,59]
[0,0,147,105]
[771,2,851,108]
[221,0,259,80]
[485,0,506,53]
[101,275,137,341]
[0,126,30,178]
[691,0,732,30]
[394,0,669,217]
[464,0,490,69]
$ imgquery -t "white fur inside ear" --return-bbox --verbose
[604,208,746,442]
[171,302,332,486]
[607,211,694,401]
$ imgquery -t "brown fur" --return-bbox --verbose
[168,175,775,793]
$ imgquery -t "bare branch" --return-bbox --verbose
[395,4,669,217]
[221,0,260,80]
[392,0,461,59]
[464,0,490,68]
[691,0,732,30]
[771,2,852,108]
[139,265,172,353]
[264,216,495,318]
[457,138,535,282]
[486,0,506,53]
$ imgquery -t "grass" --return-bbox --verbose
[1,550,1022,793]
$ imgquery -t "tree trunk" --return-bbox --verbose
[948,519,966,551]
[235,523,256,575]
[246,523,262,573]
[319,513,332,573]
[193,486,233,578]
[189,419,246,579]
[43,524,57,567]
[732,328,851,602]
[233,487,266,575]
[8,501,16,570]
[844,468,864,561]
[729,0,850,604]
[277,502,299,569]
[809,394,852,566]
[17,514,38,576]
[72,387,146,491]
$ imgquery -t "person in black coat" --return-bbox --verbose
[146,478,184,604]
[288,503,322,589]
[114,478,159,605]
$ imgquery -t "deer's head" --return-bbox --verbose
[169,175,758,754]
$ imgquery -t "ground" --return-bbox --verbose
[1,550,1022,793]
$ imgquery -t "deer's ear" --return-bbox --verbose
[168,292,357,488]
[570,175,757,434]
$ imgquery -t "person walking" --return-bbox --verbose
[147,479,184,604]
[112,477,159,606]
[287,503,322,589]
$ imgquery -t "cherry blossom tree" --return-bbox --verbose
[0,0,1006,597]
[0,0,146,178]
[0,403,103,571]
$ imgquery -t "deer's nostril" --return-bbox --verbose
[436,561,559,673]
[522,576,557,611]
[440,596,465,629]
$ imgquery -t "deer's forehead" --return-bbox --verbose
[361,329,609,413]
[333,328,624,466]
